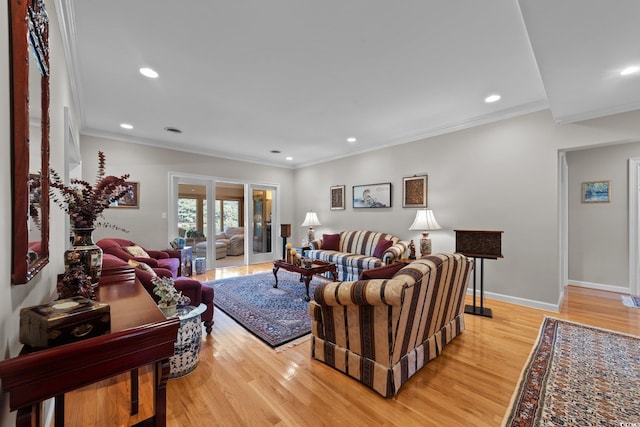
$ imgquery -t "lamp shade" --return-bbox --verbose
[409,209,441,231]
[301,212,321,227]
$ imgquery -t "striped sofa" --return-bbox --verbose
[309,253,473,397]
[306,230,409,281]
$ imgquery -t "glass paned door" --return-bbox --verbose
[248,185,276,263]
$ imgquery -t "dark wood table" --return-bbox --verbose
[0,278,179,427]
[272,259,337,301]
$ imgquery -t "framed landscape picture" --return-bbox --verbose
[582,180,610,203]
[403,175,428,208]
[352,182,392,208]
[110,181,139,208]
[330,185,345,210]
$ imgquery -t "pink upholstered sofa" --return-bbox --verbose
[310,253,473,397]
[97,238,181,278]
[101,253,215,334]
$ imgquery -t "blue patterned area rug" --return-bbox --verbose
[206,271,328,351]
[502,317,640,426]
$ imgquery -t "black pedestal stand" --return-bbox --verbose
[464,257,493,318]
[281,237,288,260]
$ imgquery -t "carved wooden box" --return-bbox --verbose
[20,296,111,348]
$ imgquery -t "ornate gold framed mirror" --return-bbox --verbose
[10,0,51,284]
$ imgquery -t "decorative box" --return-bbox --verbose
[20,296,111,348]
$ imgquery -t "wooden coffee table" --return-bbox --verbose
[272,259,337,301]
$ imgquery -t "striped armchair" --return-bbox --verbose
[309,253,473,397]
[307,230,409,281]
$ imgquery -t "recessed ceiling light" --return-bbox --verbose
[347,137,357,143]
[485,94,501,103]
[286,156,293,161]
[164,126,182,134]
[139,67,159,78]
[620,66,640,76]
[120,123,133,130]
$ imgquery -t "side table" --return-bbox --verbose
[166,246,193,277]
[169,303,206,379]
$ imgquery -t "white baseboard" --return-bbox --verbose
[466,288,559,312]
[567,280,630,294]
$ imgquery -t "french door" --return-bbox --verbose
[247,184,277,264]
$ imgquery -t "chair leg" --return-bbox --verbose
[204,320,213,334]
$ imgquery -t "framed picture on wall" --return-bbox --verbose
[403,175,428,208]
[352,182,392,208]
[110,181,139,208]
[330,185,345,210]
[581,180,610,203]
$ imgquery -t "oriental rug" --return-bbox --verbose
[502,317,640,426]
[206,271,327,351]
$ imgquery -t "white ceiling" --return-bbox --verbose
[57,0,640,168]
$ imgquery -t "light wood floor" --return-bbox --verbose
[65,263,640,427]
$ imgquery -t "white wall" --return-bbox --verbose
[1,1,76,424]
[294,109,640,306]
[566,141,640,288]
[80,135,296,250]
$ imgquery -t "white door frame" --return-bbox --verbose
[628,158,640,296]
[168,172,216,268]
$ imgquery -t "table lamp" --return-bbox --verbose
[301,211,321,242]
[409,209,441,256]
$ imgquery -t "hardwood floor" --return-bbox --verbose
[65,263,640,426]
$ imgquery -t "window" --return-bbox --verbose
[178,196,207,236]
[216,199,241,233]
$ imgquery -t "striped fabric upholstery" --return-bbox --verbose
[309,253,473,397]
[307,230,409,281]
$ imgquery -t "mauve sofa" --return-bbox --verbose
[97,238,181,278]
[101,253,214,334]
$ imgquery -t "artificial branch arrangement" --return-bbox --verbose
[151,276,188,307]
[49,151,130,229]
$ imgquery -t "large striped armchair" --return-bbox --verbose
[309,253,473,397]
[306,230,409,281]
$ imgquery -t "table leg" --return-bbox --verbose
[303,275,312,301]
[272,265,280,288]
[130,368,139,415]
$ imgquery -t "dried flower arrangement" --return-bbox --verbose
[151,276,188,307]
[49,151,130,229]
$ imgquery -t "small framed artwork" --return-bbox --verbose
[330,185,345,210]
[353,182,392,208]
[110,181,139,208]
[582,180,610,203]
[403,175,428,208]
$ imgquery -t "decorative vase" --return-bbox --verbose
[159,303,177,317]
[64,228,103,288]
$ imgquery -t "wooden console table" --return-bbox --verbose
[0,278,179,427]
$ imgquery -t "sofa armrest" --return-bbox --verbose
[382,240,409,264]
[229,234,243,243]
[313,279,407,307]
[173,278,202,306]
[309,239,322,250]
[147,249,169,259]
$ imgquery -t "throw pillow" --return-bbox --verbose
[358,262,405,280]
[124,245,150,258]
[322,233,340,251]
[128,259,157,276]
[372,238,393,259]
